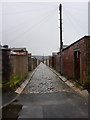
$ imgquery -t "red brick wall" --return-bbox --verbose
[49,57,52,68]
[55,36,90,87]
[85,37,90,87]
[52,56,54,68]
[56,54,60,73]
[62,46,74,79]
[53,55,57,70]
[62,37,88,86]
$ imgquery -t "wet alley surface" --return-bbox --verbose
[22,63,71,94]
[2,63,88,119]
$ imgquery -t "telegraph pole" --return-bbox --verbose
[59,4,63,50]
[59,3,63,75]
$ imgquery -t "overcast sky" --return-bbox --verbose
[0,1,88,55]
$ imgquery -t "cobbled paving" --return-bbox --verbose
[23,63,71,94]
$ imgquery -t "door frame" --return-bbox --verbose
[74,49,81,81]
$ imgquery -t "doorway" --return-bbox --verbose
[74,51,81,80]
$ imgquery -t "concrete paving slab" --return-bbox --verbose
[18,105,43,118]
[16,91,88,118]
[43,104,88,118]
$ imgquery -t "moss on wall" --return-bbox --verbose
[9,73,26,87]
[2,73,27,90]
[0,83,2,88]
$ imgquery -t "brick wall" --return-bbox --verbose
[62,36,90,87]
[28,53,32,71]
[62,46,75,79]
[56,54,60,73]
[10,54,28,74]
[86,37,90,87]
[55,36,90,88]
[2,53,28,90]
[49,56,52,68]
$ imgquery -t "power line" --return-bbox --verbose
[3,7,58,33]
[9,6,58,44]
[63,7,86,37]
[64,7,87,32]
[2,3,58,15]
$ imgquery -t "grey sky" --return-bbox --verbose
[1,2,88,55]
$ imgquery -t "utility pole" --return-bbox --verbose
[59,4,63,50]
[59,3,63,75]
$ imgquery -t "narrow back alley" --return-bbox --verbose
[1,2,89,119]
[23,62,71,94]
[2,63,88,119]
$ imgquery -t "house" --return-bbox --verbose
[10,48,28,55]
